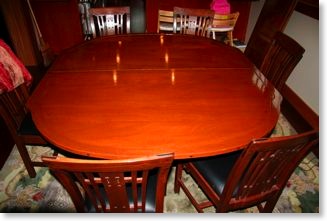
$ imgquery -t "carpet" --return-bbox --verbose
[0,114,319,213]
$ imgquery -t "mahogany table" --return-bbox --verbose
[27,34,282,160]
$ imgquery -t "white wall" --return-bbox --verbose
[245,0,319,114]
[245,0,264,43]
[284,11,319,114]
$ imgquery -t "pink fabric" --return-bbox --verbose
[0,39,32,94]
[210,0,231,14]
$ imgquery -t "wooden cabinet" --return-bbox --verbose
[0,0,41,66]
[30,0,84,54]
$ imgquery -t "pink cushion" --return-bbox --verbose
[0,39,32,93]
[210,0,231,14]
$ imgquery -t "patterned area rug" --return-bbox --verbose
[0,114,319,213]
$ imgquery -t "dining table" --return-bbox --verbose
[27,34,282,160]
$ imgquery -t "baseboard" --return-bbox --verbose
[280,85,319,157]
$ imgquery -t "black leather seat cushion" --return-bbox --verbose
[192,150,241,195]
[85,170,158,212]
[18,112,40,136]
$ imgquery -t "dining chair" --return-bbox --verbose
[89,6,130,38]
[42,153,174,212]
[173,7,215,37]
[208,12,239,46]
[174,131,318,212]
[259,31,305,91]
[0,83,55,178]
[0,39,57,178]
[157,9,175,33]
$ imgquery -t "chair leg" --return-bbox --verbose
[212,31,216,40]
[174,164,183,193]
[174,163,212,213]
[228,31,233,46]
[261,194,280,212]
[15,141,37,178]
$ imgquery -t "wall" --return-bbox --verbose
[284,11,319,114]
[245,0,264,43]
[245,0,319,114]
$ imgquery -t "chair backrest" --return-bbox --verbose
[42,153,174,212]
[211,12,239,29]
[89,6,130,38]
[173,7,214,37]
[219,130,318,212]
[0,83,29,135]
[157,9,174,33]
[259,31,305,91]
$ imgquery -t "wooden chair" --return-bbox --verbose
[173,7,214,37]
[208,12,239,46]
[174,131,318,212]
[89,6,130,38]
[0,83,53,178]
[259,31,305,91]
[157,9,175,33]
[42,153,174,212]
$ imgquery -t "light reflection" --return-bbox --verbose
[113,69,118,85]
[118,41,122,46]
[160,35,164,45]
[252,67,282,111]
[171,69,175,85]
[252,67,268,92]
[116,51,120,65]
[165,51,169,64]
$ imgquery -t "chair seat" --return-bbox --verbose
[175,132,318,213]
[18,112,40,136]
[209,26,234,32]
[160,23,180,32]
[192,150,241,195]
[160,22,174,31]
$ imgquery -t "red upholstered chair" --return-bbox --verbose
[0,83,56,178]
[259,31,305,91]
[174,131,318,212]
[42,153,174,212]
[0,39,56,178]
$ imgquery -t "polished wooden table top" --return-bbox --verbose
[28,34,282,160]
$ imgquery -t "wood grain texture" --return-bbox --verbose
[28,34,281,160]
